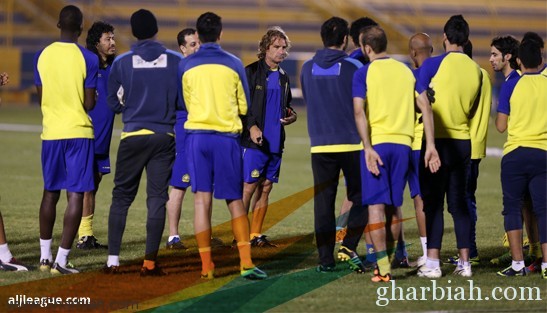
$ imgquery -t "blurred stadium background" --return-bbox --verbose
[0,0,545,105]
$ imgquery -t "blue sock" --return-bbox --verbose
[395,240,408,260]
[366,243,377,263]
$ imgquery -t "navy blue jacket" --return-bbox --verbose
[107,40,182,134]
[300,48,362,148]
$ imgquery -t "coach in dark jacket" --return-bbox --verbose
[241,27,296,247]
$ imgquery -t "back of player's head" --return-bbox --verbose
[58,5,83,33]
[463,40,473,58]
[130,9,158,40]
[518,38,543,69]
[522,32,544,49]
[177,28,196,46]
[197,12,222,43]
[257,26,291,59]
[349,17,378,46]
[321,17,349,48]
[443,14,469,46]
[491,35,520,70]
[409,33,433,54]
[360,26,387,54]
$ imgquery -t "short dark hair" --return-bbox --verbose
[320,17,348,48]
[58,5,83,33]
[443,14,469,46]
[491,35,520,70]
[349,17,378,46]
[522,31,544,49]
[86,21,115,66]
[177,28,196,46]
[518,39,542,69]
[463,40,473,58]
[196,12,222,43]
[360,26,387,54]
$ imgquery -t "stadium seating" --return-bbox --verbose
[0,0,544,103]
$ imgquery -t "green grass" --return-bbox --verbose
[0,105,545,312]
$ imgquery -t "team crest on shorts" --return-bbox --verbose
[251,169,260,178]
[182,174,190,183]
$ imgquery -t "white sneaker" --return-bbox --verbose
[0,258,29,271]
[453,264,472,277]
[417,265,442,278]
[416,256,426,268]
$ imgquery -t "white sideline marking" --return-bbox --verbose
[0,123,504,158]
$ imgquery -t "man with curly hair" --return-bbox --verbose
[76,21,116,250]
[241,26,297,248]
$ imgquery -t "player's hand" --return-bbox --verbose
[0,72,9,86]
[280,107,297,125]
[424,146,441,173]
[364,147,383,176]
[426,87,435,104]
[250,125,263,145]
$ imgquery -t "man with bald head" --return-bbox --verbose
[409,33,433,69]
[408,32,433,267]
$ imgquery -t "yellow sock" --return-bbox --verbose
[237,242,254,269]
[250,233,261,240]
[387,240,397,263]
[143,259,155,270]
[198,247,214,274]
[377,255,391,276]
[529,242,541,257]
[78,214,94,238]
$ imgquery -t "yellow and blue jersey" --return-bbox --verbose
[34,42,99,140]
[497,72,547,155]
[469,68,492,159]
[353,57,415,147]
[179,43,249,134]
[417,52,481,139]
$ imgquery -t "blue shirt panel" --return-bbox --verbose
[497,75,521,115]
[89,66,115,155]
[263,70,282,153]
[416,53,447,94]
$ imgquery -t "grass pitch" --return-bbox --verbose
[0,105,545,312]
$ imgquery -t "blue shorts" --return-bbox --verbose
[42,139,94,192]
[94,154,111,174]
[362,143,410,206]
[186,133,242,200]
[407,149,421,198]
[243,148,282,183]
[501,147,547,230]
[170,122,190,189]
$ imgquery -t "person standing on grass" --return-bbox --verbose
[76,21,116,251]
[34,5,99,275]
[104,9,181,276]
[165,28,200,251]
[241,26,297,248]
[495,35,547,279]
[353,26,439,282]
[300,17,368,274]
[416,15,482,279]
[407,32,434,268]
[0,74,29,272]
[179,12,266,280]
[446,40,492,267]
